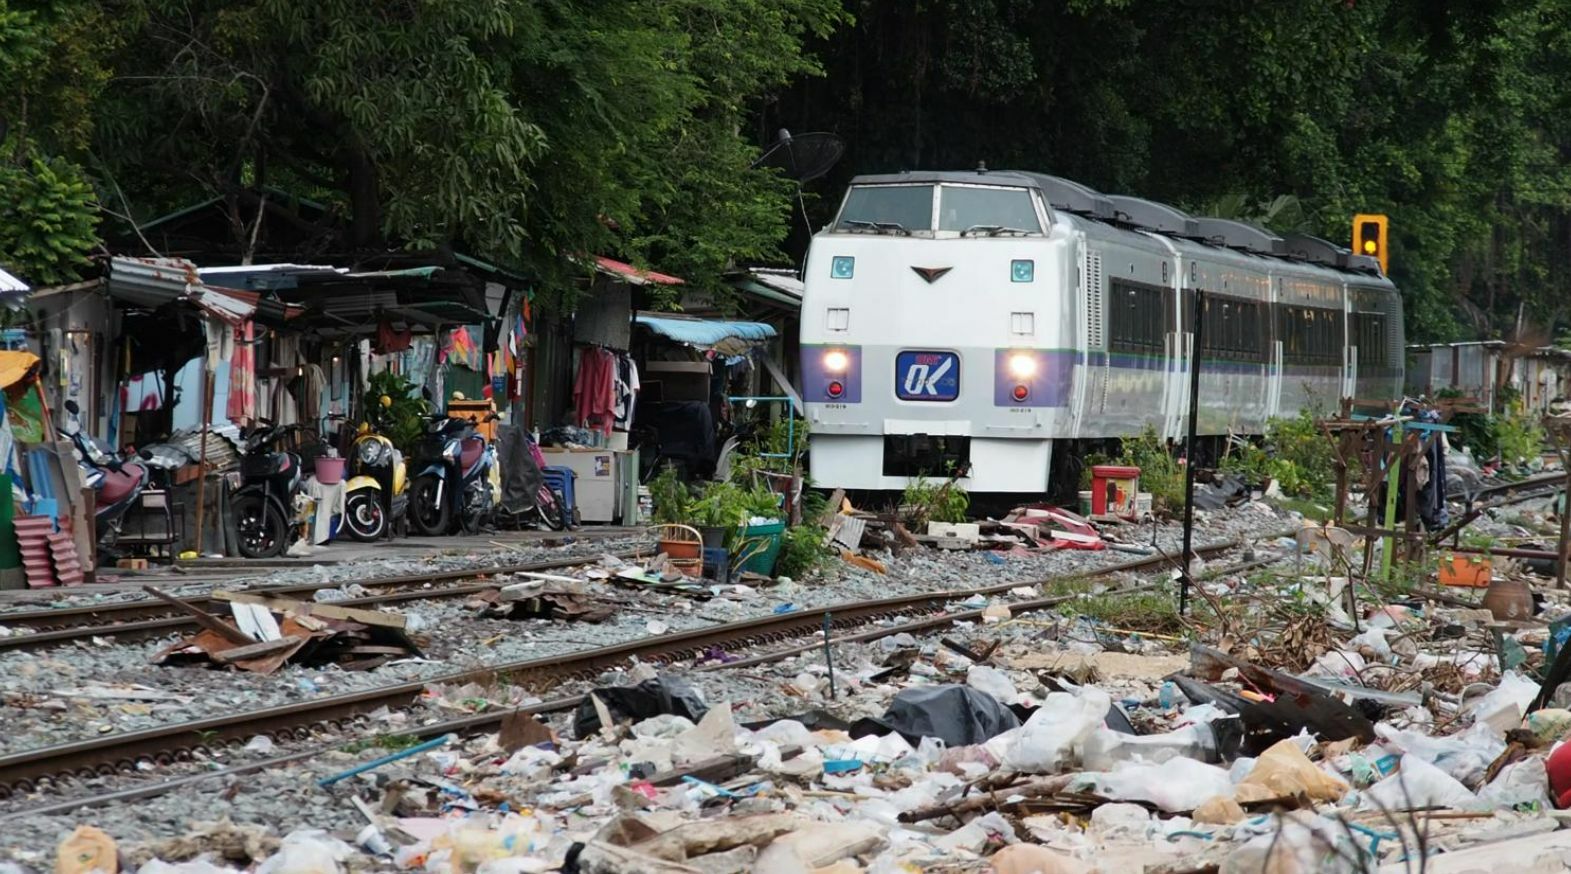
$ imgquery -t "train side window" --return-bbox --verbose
[1109,279,1166,354]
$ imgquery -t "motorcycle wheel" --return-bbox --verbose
[408,474,451,536]
[542,486,568,531]
[343,489,387,542]
[235,495,288,558]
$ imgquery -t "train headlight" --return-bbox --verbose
[1011,259,1034,283]
[827,381,845,399]
[1012,384,1030,403]
[830,256,855,279]
[1007,353,1038,379]
[823,350,850,374]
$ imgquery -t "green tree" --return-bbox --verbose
[0,0,114,285]
[92,0,843,302]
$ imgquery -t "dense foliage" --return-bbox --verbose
[770,0,1571,342]
[7,0,1571,341]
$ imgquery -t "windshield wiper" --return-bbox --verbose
[840,219,912,236]
[962,225,1033,237]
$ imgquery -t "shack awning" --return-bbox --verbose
[0,266,30,309]
[0,350,41,390]
[107,257,305,326]
[634,312,776,356]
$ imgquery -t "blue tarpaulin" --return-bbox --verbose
[634,313,776,355]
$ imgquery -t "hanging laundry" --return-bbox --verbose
[613,355,640,430]
[573,346,616,435]
[376,320,412,355]
[447,326,484,371]
[227,320,257,425]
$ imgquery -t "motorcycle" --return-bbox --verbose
[60,399,151,554]
[342,395,408,541]
[231,422,304,558]
[408,410,500,536]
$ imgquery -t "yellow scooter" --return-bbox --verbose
[343,396,409,541]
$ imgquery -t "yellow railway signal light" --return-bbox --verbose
[1353,213,1389,276]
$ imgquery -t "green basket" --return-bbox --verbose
[733,519,786,576]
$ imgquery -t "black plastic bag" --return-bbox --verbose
[572,675,709,739]
[853,685,1021,746]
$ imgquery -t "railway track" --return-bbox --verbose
[0,549,650,652]
[0,538,1246,801]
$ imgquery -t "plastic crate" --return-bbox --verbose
[541,466,577,523]
[702,547,729,584]
[734,519,785,576]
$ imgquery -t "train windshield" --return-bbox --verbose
[937,185,1041,234]
[835,184,933,233]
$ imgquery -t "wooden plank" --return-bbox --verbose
[142,586,254,645]
[212,590,407,629]
[818,489,846,527]
[210,635,306,664]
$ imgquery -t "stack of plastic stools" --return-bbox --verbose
[541,466,577,527]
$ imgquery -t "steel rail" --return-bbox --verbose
[0,538,1244,798]
[0,548,651,646]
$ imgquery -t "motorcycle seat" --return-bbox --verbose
[99,464,146,505]
[461,436,485,472]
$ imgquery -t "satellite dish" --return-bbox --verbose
[752,130,846,183]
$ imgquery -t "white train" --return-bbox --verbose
[799,170,1404,494]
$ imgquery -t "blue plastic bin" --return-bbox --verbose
[702,546,729,584]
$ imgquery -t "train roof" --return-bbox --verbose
[843,169,1389,283]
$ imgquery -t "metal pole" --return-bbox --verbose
[821,612,836,699]
[1179,290,1205,616]
[193,358,215,556]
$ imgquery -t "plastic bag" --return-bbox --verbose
[1470,670,1540,733]
[1375,721,1503,786]
[1092,757,1234,813]
[966,665,1019,704]
[858,685,1020,747]
[992,686,1109,773]
[256,831,355,874]
[1361,754,1476,811]
[572,675,708,738]
[1477,756,1551,809]
[1240,739,1349,803]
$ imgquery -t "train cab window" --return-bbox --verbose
[835,185,934,232]
[937,185,1042,234]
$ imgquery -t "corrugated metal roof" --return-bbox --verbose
[0,267,27,293]
[595,256,684,286]
[635,312,776,355]
[109,256,307,326]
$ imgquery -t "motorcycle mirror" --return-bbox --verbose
[64,399,80,415]
[139,449,153,460]
[380,394,393,408]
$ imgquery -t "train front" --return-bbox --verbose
[799,172,1078,494]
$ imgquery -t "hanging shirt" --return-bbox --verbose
[227,321,257,425]
[573,347,616,435]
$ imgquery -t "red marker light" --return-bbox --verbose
[1012,384,1029,402]
[827,381,845,398]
